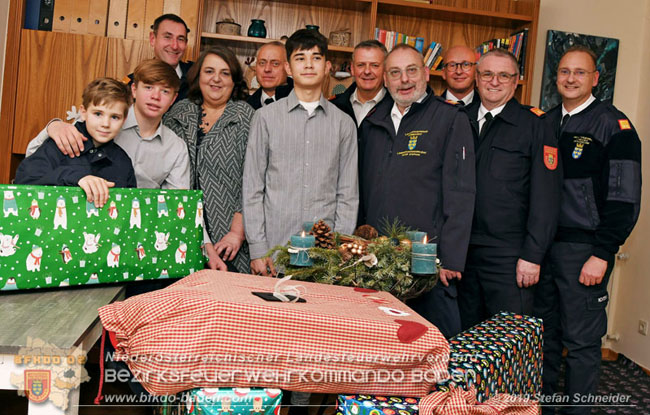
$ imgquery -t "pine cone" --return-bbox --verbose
[353,224,379,240]
[311,220,336,249]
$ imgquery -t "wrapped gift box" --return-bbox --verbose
[337,394,420,415]
[98,270,450,396]
[435,312,542,402]
[156,388,283,415]
[0,184,204,291]
[337,312,542,412]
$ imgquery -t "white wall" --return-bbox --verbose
[532,0,650,369]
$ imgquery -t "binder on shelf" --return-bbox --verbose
[126,0,147,40]
[106,0,128,38]
[25,0,41,30]
[69,0,90,34]
[145,0,165,32]
[38,0,55,31]
[52,0,73,32]
[87,0,109,36]
[163,0,181,16]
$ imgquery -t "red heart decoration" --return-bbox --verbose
[354,287,378,293]
[394,319,428,343]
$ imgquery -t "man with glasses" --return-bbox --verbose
[458,48,561,331]
[534,46,641,415]
[331,40,389,127]
[247,42,294,109]
[358,44,476,338]
[441,45,480,110]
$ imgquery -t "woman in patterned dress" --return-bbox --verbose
[164,46,255,273]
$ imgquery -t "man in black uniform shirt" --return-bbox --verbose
[123,14,193,106]
[458,48,561,330]
[359,44,476,338]
[440,45,480,111]
[534,46,642,415]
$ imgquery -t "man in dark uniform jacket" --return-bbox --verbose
[534,46,641,415]
[247,42,293,109]
[458,48,562,330]
[330,40,390,127]
[359,44,476,338]
[123,14,193,106]
[440,45,480,111]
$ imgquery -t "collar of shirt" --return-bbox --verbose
[562,94,596,117]
[350,87,386,106]
[261,89,275,106]
[478,102,506,123]
[287,89,328,115]
[175,64,182,78]
[122,106,163,141]
[445,89,474,106]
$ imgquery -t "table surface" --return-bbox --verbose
[0,285,124,354]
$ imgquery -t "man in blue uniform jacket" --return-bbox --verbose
[358,44,476,338]
[534,46,642,415]
[458,48,562,330]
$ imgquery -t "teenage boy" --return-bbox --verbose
[242,30,358,413]
[243,28,358,276]
[15,78,136,205]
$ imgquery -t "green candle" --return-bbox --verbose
[289,232,315,267]
[406,230,426,242]
[411,236,437,275]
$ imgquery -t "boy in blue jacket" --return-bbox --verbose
[15,78,136,207]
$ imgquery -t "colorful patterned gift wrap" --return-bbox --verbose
[434,312,542,402]
[0,184,205,291]
[336,394,419,415]
[157,388,283,415]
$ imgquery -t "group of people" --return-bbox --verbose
[12,12,642,415]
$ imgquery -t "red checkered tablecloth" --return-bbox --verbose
[98,270,450,396]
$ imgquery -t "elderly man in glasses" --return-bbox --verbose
[358,43,476,339]
[441,45,480,110]
[534,46,641,415]
[457,48,562,331]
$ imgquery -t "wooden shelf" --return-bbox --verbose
[377,0,533,26]
[201,32,355,53]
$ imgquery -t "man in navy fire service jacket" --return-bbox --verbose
[358,44,476,339]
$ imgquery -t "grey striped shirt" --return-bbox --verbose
[243,90,359,259]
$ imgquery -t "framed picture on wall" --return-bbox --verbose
[539,30,620,111]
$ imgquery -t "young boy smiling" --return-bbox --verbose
[15,78,136,206]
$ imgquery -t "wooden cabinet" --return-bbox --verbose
[0,0,538,183]
[197,0,539,100]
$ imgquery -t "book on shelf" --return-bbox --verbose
[374,28,426,53]
[476,28,529,79]
[424,41,443,70]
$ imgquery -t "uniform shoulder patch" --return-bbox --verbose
[121,75,131,85]
[543,145,558,170]
[445,99,460,105]
[530,107,545,117]
[618,119,631,130]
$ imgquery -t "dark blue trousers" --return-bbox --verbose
[408,279,461,339]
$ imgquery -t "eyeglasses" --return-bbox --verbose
[557,68,596,79]
[443,61,476,72]
[477,71,517,83]
[386,65,423,80]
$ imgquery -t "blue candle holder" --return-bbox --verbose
[289,234,315,267]
[411,242,437,275]
[406,230,427,242]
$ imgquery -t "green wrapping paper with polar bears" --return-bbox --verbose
[0,184,205,291]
